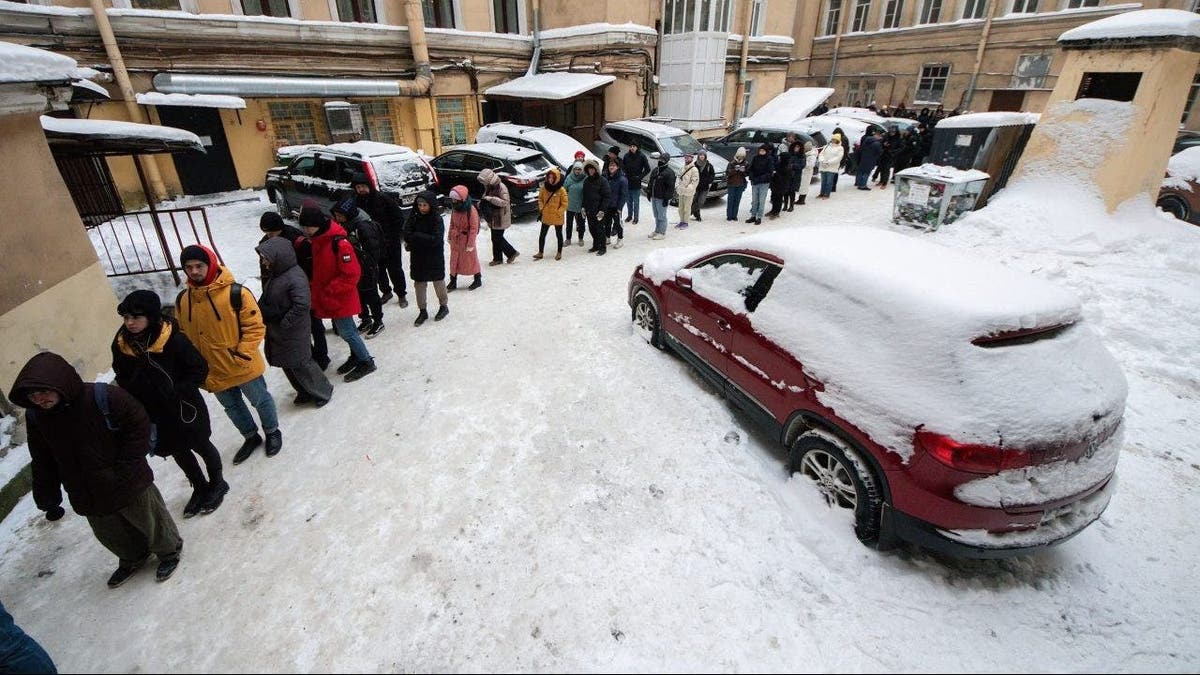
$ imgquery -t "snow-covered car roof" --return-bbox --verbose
[443,142,545,161]
[608,119,689,138]
[324,140,419,159]
[1164,145,1200,190]
[475,123,599,167]
[823,107,886,124]
[739,87,835,127]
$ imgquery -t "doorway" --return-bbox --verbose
[154,106,240,195]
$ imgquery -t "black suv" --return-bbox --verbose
[427,142,554,217]
[266,141,435,218]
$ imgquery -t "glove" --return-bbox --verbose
[45,506,65,522]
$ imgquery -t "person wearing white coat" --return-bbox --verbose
[798,141,818,204]
[817,137,845,199]
[675,154,700,229]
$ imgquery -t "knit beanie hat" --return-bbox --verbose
[298,199,327,229]
[117,289,161,317]
[330,196,359,219]
[449,185,469,201]
[180,244,211,267]
[573,150,585,160]
[259,211,285,233]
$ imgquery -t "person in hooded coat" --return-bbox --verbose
[786,140,807,210]
[256,236,333,408]
[580,158,611,252]
[331,196,386,339]
[479,168,518,265]
[9,352,183,587]
[818,136,845,199]
[768,152,792,219]
[350,171,409,309]
[725,146,748,221]
[447,185,483,291]
[690,151,716,221]
[563,157,588,246]
[855,129,884,190]
[111,290,226,519]
[259,212,328,371]
[535,167,568,261]
[405,190,450,325]
[798,141,817,205]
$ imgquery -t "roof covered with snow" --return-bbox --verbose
[40,115,203,155]
[896,163,991,184]
[741,88,835,128]
[1059,8,1200,42]
[324,140,417,158]
[136,92,246,109]
[935,111,1040,129]
[0,41,77,84]
[484,73,616,101]
[540,22,657,39]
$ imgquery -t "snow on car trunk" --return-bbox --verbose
[643,226,1128,463]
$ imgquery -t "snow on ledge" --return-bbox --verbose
[727,34,796,46]
[895,163,990,184]
[136,92,246,109]
[540,22,657,39]
[40,115,201,145]
[1058,8,1200,42]
[484,73,616,101]
[935,112,1040,130]
[0,41,77,84]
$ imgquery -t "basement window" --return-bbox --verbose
[1076,72,1141,102]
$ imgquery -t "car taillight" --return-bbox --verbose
[363,161,379,190]
[915,431,1034,474]
[506,175,538,189]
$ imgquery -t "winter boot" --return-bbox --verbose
[264,429,283,457]
[468,274,483,290]
[414,309,429,327]
[533,252,544,260]
[365,322,386,339]
[293,392,314,405]
[344,359,377,383]
[107,553,151,589]
[155,554,181,583]
[335,357,359,376]
[182,483,208,519]
[232,433,262,465]
[447,276,458,292]
[798,194,807,205]
[200,479,229,515]
[379,290,394,304]
[398,295,409,309]
[356,318,372,333]
[434,305,449,321]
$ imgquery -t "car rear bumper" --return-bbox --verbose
[885,474,1116,559]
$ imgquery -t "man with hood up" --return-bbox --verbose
[256,236,333,408]
[580,158,611,253]
[175,244,282,464]
[9,352,183,587]
[478,168,518,266]
[563,156,588,246]
[331,196,386,339]
[351,172,409,309]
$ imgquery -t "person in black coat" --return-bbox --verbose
[647,154,676,238]
[747,143,776,224]
[875,128,902,187]
[620,143,649,223]
[768,154,792,219]
[855,130,884,190]
[111,290,227,519]
[580,159,612,252]
[257,237,333,408]
[690,151,716,221]
[351,172,409,308]
[405,191,449,325]
[260,212,328,371]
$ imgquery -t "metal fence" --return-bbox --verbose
[86,206,224,285]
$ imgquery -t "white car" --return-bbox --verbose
[474,122,599,171]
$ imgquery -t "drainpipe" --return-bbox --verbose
[827,0,850,88]
[731,0,755,121]
[527,0,541,76]
[963,3,1000,110]
[396,0,434,96]
[89,0,167,202]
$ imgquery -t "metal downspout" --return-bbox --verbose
[963,3,1000,110]
[396,0,434,96]
[528,0,541,77]
[89,0,167,202]
[731,0,755,120]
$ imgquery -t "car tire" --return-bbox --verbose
[1157,195,1189,222]
[789,431,883,546]
[631,291,664,350]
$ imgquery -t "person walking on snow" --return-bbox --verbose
[603,159,628,251]
[646,153,676,239]
[817,136,845,199]
[447,185,483,291]
[725,146,748,221]
[298,201,378,383]
[175,245,281,464]
[690,151,715,222]
[855,129,884,190]
[111,290,228,519]
[563,154,588,246]
[330,197,386,339]
[621,142,649,224]
[581,158,611,253]
[478,168,517,266]
[256,236,334,408]
[9,352,183,587]
[350,172,409,309]
[747,143,776,224]
[259,212,328,371]
[535,167,568,261]
[406,190,450,325]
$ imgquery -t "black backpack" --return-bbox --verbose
[177,283,246,343]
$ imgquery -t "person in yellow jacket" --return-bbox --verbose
[534,167,568,261]
[175,245,281,464]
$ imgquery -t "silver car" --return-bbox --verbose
[595,119,728,200]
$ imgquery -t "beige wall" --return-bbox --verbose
[0,112,119,390]
[195,0,230,13]
[460,0,493,31]
[301,0,335,21]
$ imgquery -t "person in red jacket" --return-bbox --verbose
[298,201,377,383]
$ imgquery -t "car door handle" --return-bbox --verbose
[715,318,731,331]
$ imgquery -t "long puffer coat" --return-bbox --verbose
[405,191,446,282]
[448,195,482,276]
[256,236,314,369]
[112,318,211,458]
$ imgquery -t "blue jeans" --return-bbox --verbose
[726,185,745,219]
[626,191,641,221]
[651,198,669,235]
[750,183,769,219]
[855,163,875,188]
[214,375,278,438]
[0,601,55,674]
[332,316,372,364]
[820,171,839,197]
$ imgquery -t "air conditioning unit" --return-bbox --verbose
[324,102,364,137]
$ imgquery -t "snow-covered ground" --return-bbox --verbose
[1,176,1197,672]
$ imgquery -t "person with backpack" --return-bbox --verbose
[111,290,228,519]
[299,201,378,383]
[535,167,568,261]
[447,185,483,291]
[620,142,649,224]
[603,158,628,251]
[259,212,328,371]
[9,352,183,587]
[479,168,518,266]
[256,236,334,407]
[331,196,386,339]
[405,190,450,325]
[646,153,676,240]
[350,172,409,309]
[176,244,282,464]
[563,156,588,246]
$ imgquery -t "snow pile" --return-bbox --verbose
[484,73,616,101]
[1016,98,1135,190]
[40,116,202,145]
[0,41,76,84]
[1164,146,1200,191]
[896,163,990,184]
[740,87,835,128]
[72,78,109,98]
[936,112,1040,129]
[137,92,245,109]
[1059,8,1200,42]
[687,261,763,316]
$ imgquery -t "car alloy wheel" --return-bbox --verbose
[790,431,883,545]
[276,195,291,220]
[631,292,663,349]
[1157,196,1189,222]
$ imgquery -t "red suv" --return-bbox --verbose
[628,226,1127,558]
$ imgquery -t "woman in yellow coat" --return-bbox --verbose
[534,167,568,261]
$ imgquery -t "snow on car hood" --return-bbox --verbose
[641,226,1129,461]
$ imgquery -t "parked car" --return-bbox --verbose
[627,227,1127,558]
[805,115,884,149]
[595,119,728,200]
[427,142,553,217]
[1159,145,1200,225]
[475,122,600,171]
[704,125,827,163]
[1172,130,1200,156]
[266,141,436,217]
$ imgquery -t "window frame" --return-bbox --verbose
[422,0,456,28]
[1184,74,1200,124]
[492,0,525,34]
[749,0,768,36]
[240,0,290,16]
[915,64,951,104]
[435,97,474,148]
[881,0,904,28]
[741,79,756,118]
[961,0,986,20]
[1064,0,1099,9]
[334,0,378,23]
[917,0,942,24]
[824,0,843,36]
[1009,0,1037,13]
[851,0,871,32]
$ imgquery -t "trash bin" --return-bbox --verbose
[893,164,990,230]
[928,112,1038,207]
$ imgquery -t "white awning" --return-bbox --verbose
[136,92,247,109]
[484,72,615,101]
[41,115,203,150]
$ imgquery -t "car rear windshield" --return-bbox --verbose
[373,157,431,191]
[660,133,703,157]
[513,155,552,174]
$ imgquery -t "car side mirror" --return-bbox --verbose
[675,269,693,290]
[650,152,661,160]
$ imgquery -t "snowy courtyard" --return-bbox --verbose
[1,174,1197,672]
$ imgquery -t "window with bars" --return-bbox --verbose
[357,100,397,144]
[268,102,321,146]
[1184,74,1200,123]
[242,0,289,16]
[336,0,376,23]
[423,0,454,28]
[1010,0,1037,13]
[916,64,950,103]
[918,0,941,23]
[824,0,842,35]
[962,0,986,19]
[1065,0,1099,8]
[851,0,870,31]
[494,0,520,34]
[436,98,471,147]
[882,0,904,28]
